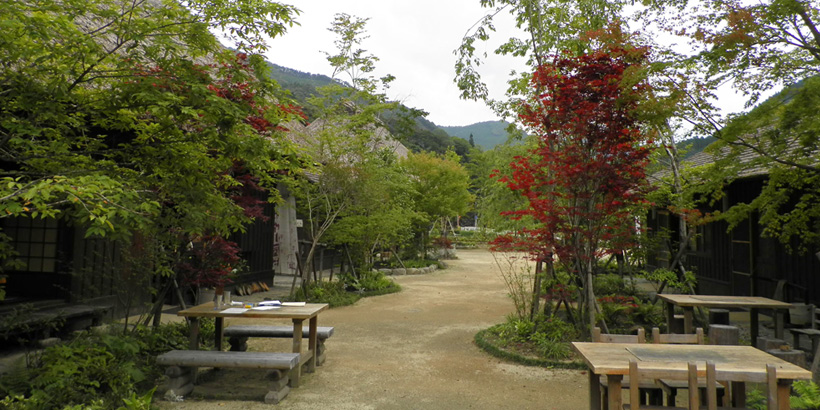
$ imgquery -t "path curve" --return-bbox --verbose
[158,248,590,409]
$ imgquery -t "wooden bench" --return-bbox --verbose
[224,325,334,366]
[156,350,300,404]
[788,305,820,354]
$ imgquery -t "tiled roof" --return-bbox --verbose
[283,118,410,161]
[652,130,816,183]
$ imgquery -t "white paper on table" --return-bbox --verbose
[257,300,281,306]
[281,301,306,307]
[251,306,281,310]
[220,307,249,314]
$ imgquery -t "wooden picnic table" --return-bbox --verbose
[177,302,328,387]
[572,342,812,410]
[657,294,793,346]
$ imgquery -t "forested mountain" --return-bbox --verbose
[440,121,514,150]
[678,136,715,158]
[265,63,476,157]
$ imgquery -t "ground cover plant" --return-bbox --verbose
[481,253,667,364]
[0,320,217,409]
[292,270,401,307]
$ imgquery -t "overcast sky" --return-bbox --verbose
[261,0,523,127]
[257,1,756,128]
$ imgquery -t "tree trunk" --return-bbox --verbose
[530,259,544,321]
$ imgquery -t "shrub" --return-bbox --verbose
[494,316,536,345]
[293,280,361,307]
[790,380,820,409]
[633,300,665,332]
[596,295,639,330]
[534,315,578,342]
[0,321,195,410]
[489,315,577,360]
[593,273,629,296]
[1,334,144,409]
[356,271,399,292]
[531,333,572,359]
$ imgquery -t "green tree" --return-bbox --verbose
[638,1,820,252]
[455,0,627,119]
[324,154,420,273]
[469,140,532,233]
[0,0,304,311]
[402,151,473,258]
[288,13,415,287]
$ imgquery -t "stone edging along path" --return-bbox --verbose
[374,263,441,276]
[474,327,587,370]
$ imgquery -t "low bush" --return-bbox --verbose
[292,280,361,307]
[293,271,401,307]
[355,271,401,294]
[0,318,212,410]
[486,314,578,361]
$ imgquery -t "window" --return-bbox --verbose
[2,217,60,272]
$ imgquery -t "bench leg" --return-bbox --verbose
[316,340,326,366]
[228,336,249,352]
[793,332,802,351]
[164,366,196,401]
[265,369,291,404]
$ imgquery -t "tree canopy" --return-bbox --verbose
[0,0,304,239]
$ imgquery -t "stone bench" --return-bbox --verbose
[224,325,334,366]
[0,303,110,341]
[156,350,300,404]
[789,328,820,354]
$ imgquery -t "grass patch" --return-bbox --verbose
[474,326,586,370]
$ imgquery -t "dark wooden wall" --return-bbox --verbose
[647,176,820,305]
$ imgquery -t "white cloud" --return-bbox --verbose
[259,1,760,129]
[262,0,524,127]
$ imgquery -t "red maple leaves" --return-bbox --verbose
[491,45,654,267]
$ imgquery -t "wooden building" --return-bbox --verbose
[647,150,819,305]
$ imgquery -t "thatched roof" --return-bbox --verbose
[283,118,409,161]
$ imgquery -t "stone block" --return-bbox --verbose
[767,348,807,368]
[709,324,740,346]
[264,385,290,404]
[757,337,787,351]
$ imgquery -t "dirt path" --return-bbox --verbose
[157,248,590,409]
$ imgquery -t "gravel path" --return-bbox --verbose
[156,248,590,409]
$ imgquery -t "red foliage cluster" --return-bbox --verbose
[228,161,269,221]
[432,236,453,249]
[177,235,241,288]
[597,295,639,308]
[126,53,309,288]
[544,282,573,302]
[490,44,654,266]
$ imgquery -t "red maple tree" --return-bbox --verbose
[491,43,654,331]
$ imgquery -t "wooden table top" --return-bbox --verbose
[177,302,328,320]
[656,294,794,309]
[572,342,812,380]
